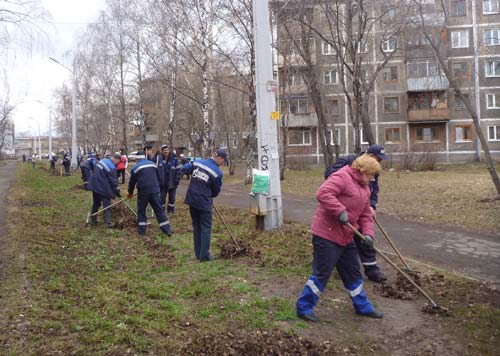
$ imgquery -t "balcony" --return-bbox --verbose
[278,52,316,67]
[407,108,449,123]
[286,112,318,127]
[407,76,449,92]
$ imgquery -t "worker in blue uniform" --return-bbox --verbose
[127,145,171,237]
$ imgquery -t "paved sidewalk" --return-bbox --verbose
[177,181,500,283]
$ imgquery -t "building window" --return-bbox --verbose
[288,129,312,146]
[323,69,338,84]
[452,62,469,79]
[287,73,303,86]
[486,93,500,109]
[382,37,397,52]
[483,29,500,46]
[232,139,238,149]
[416,127,440,143]
[407,60,440,78]
[384,97,400,113]
[483,0,499,14]
[451,0,467,16]
[455,126,473,142]
[485,61,500,77]
[359,128,369,145]
[327,129,341,145]
[455,94,469,111]
[385,128,401,143]
[353,128,369,145]
[353,39,367,53]
[381,5,396,19]
[488,125,500,141]
[451,30,469,48]
[289,98,311,114]
[327,99,340,115]
[322,41,336,55]
[408,31,432,48]
[383,65,398,82]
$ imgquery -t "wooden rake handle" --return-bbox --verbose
[89,193,137,217]
[374,216,412,271]
[347,223,439,308]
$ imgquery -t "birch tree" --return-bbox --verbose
[412,0,500,198]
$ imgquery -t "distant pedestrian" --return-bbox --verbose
[89,153,121,227]
[182,149,226,262]
[22,153,26,163]
[77,153,82,169]
[116,149,128,184]
[31,154,36,168]
[62,154,71,176]
[155,144,181,215]
[296,155,383,322]
[127,145,171,237]
[49,154,58,171]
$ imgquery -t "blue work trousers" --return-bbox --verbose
[137,193,171,236]
[189,206,213,261]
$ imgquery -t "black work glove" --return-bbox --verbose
[361,235,374,249]
[338,210,349,225]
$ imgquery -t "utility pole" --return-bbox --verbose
[37,100,52,158]
[38,123,41,158]
[251,0,282,230]
[50,56,77,169]
[48,110,52,157]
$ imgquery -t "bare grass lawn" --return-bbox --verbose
[278,162,500,236]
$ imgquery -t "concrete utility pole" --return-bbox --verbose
[50,56,77,169]
[252,0,283,230]
[37,100,52,158]
[48,110,52,157]
[38,123,41,158]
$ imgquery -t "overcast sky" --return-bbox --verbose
[5,0,106,137]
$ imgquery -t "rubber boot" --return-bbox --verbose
[104,210,114,228]
[365,268,387,283]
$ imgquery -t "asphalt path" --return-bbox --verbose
[0,161,16,283]
[176,180,500,283]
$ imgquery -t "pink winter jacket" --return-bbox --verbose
[311,165,374,246]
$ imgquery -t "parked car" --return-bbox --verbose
[127,151,146,162]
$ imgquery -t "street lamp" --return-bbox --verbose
[36,100,52,159]
[49,56,77,169]
[28,119,40,158]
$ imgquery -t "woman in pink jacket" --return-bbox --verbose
[296,154,383,322]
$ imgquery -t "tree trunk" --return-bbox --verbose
[245,42,257,185]
[119,19,128,154]
[167,28,179,149]
[199,0,211,157]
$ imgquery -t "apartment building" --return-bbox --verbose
[278,0,500,164]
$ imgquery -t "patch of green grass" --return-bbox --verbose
[1,163,499,355]
[453,304,500,355]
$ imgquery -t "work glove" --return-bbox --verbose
[116,191,121,199]
[361,235,374,249]
[338,210,349,225]
[126,192,133,199]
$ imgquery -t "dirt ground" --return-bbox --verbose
[250,265,499,356]
[1,163,499,355]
